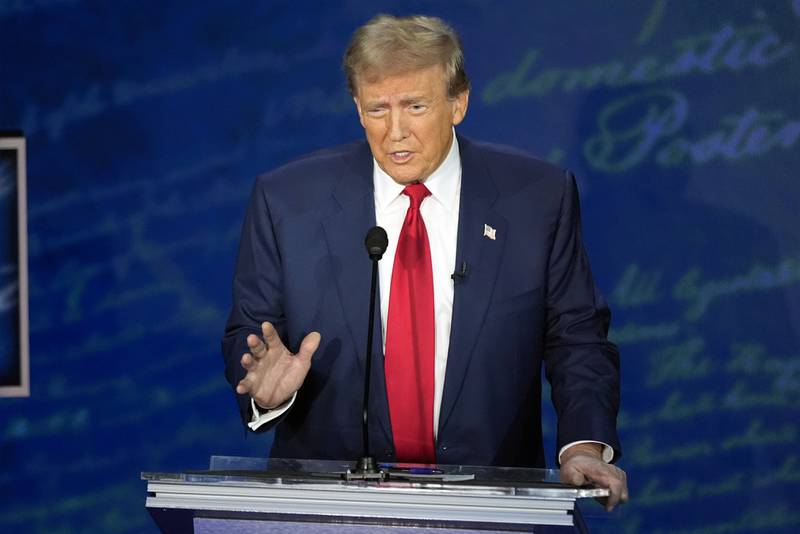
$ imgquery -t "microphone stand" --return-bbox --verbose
[343,227,472,484]
[346,227,387,481]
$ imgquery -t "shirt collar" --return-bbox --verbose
[373,130,461,214]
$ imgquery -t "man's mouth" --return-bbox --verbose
[389,151,412,163]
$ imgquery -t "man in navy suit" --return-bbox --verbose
[222,14,628,510]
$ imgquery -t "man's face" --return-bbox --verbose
[354,65,469,184]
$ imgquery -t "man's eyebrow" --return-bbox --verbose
[363,95,431,108]
[399,96,430,106]
[363,98,388,108]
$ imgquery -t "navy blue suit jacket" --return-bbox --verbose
[222,135,621,468]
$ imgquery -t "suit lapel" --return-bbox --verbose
[321,143,393,447]
[438,136,508,435]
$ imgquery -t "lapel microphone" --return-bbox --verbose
[451,261,469,283]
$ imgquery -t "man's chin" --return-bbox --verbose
[383,164,424,185]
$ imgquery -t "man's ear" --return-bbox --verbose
[451,89,469,126]
[354,97,366,128]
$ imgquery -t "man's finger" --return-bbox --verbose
[247,334,268,359]
[261,322,283,349]
[582,464,627,511]
[241,353,256,370]
[296,331,322,363]
[236,377,253,395]
[605,486,621,511]
[607,473,628,510]
[560,465,587,487]
[581,459,614,483]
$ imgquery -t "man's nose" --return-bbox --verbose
[388,111,407,141]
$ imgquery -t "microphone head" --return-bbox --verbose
[364,226,389,260]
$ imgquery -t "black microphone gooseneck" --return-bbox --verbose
[353,226,388,477]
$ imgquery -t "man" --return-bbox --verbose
[222,14,628,510]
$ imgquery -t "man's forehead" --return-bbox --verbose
[355,65,447,99]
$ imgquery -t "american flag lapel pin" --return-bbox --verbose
[483,224,496,240]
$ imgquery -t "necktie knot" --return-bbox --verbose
[403,183,431,210]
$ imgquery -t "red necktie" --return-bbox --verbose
[385,183,436,463]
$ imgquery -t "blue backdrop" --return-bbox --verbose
[1,1,799,532]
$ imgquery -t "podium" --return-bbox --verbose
[142,456,606,533]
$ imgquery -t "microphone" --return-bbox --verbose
[451,261,469,282]
[365,226,388,260]
[350,226,388,479]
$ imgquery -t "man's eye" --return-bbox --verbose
[367,108,387,117]
[410,104,427,112]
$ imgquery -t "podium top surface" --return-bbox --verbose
[141,455,608,500]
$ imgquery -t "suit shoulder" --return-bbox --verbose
[469,139,567,180]
[246,140,370,222]
[255,140,367,190]
[464,138,573,203]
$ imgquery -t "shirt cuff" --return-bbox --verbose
[247,392,297,431]
[558,440,615,465]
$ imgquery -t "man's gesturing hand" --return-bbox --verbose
[236,322,321,410]
[559,443,629,512]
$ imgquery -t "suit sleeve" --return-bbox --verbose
[542,171,622,462]
[221,176,289,432]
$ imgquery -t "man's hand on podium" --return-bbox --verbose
[236,321,321,411]
[559,442,629,512]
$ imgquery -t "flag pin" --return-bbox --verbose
[483,224,496,240]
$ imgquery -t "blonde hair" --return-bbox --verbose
[343,14,470,99]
